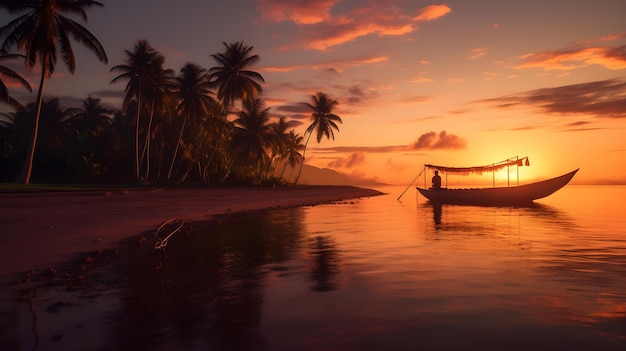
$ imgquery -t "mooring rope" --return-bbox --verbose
[144,219,185,250]
[397,167,425,201]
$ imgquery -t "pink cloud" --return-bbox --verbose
[598,32,626,42]
[516,33,626,71]
[413,4,452,21]
[516,46,626,70]
[258,1,451,51]
[256,0,337,24]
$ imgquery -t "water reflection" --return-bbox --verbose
[307,235,340,292]
[108,207,308,350]
[417,197,626,344]
[2,187,625,350]
[421,201,575,234]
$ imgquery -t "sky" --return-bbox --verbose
[1,0,625,185]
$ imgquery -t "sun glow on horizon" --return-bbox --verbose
[1,0,624,185]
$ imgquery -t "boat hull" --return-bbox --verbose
[416,169,578,205]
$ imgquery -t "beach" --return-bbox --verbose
[0,186,383,279]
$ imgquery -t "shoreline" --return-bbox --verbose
[0,185,384,278]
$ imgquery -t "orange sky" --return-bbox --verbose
[2,0,625,184]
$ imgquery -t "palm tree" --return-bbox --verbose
[295,92,342,184]
[66,95,114,180]
[227,98,273,182]
[207,41,265,170]
[0,0,108,184]
[0,53,31,110]
[140,63,176,181]
[22,98,74,181]
[168,62,213,181]
[281,130,304,182]
[267,117,291,178]
[110,39,165,182]
[67,95,112,131]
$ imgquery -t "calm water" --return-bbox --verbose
[1,186,625,350]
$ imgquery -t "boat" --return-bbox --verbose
[415,157,578,205]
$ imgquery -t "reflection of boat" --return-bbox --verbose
[416,157,578,206]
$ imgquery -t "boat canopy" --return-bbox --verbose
[425,156,529,175]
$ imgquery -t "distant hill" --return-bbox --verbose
[288,164,387,186]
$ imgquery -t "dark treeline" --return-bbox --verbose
[0,1,342,186]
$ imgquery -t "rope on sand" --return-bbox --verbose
[144,219,185,250]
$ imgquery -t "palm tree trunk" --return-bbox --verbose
[294,131,312,184]
[288,164,296,183]
[221,154,238,182]
[140,100,155,181]
[17,65,47,184]
[167,113,188,181]
[134,80,142,181]
[206,106,228,173]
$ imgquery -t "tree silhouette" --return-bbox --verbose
[0,53,31,110]
[228,98,273,182]
[207,41,265,173]
[110,39,166,182]
[295,92,342,184]
[169,63,213,181]
[0,0,108,184]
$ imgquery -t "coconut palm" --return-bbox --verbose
[227,98,273,182]
[110,39,166,181]
[168,62,213,181]
[140,64,176,181]
[267,116,291,178]
[67,95,112,131]
[207,41,265,170]
[0,0,108,184]
[0,53,32,109]
[281,130,304,182]
[66,96,116,180]
[295,92,342,184]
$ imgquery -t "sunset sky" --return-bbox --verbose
[2,0,625,185]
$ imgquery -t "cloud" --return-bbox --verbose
[468,48,487,60]
[306,19,414,51]
[399,95,433,104]
[256,0,336,24]
[261,55,387,73]
[410,76,434,83]
[413,4,452,21]
[477,79,626,118]
[515,45,626,71]
[410,131,466,150]
[258,1,451,51]
[312,130,467,153]
[327,152,366,168]
[345,85,378,105]
[386,158,409,172]
[273,103,308,114]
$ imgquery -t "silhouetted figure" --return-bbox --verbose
[433,203,442,225]
[432,170,442,189]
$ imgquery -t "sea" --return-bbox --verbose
[1,185,625,351]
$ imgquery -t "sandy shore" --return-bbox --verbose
[0,185,383,278]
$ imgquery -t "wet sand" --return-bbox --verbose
[0,185,383,279]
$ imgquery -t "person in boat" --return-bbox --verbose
[432,170,442,189]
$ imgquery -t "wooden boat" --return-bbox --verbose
[415,157,578,205]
